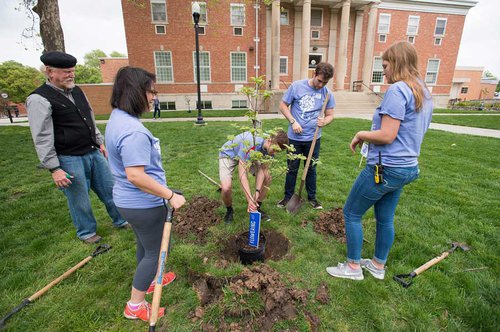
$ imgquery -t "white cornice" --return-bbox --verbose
[379,0,477,15]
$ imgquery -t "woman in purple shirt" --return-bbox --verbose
[327,42,433,281]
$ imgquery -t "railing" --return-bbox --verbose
[352,80,383,99]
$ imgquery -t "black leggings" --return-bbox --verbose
[118,205,166,292]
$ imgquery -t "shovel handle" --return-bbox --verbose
[413,251,450,276]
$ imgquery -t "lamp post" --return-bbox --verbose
[192,2,205,125]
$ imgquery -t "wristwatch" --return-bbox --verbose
[289,118,296,125]
[49,167,61,173]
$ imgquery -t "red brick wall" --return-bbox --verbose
[79,84,113,115]
[454,69,482,100]
[99,58,129,83]
[479,83,497,99]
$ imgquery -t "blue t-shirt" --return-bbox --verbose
[282,79,336,141]
[105,109,167,208]
[219,131,265,161]
[367,81,433,167]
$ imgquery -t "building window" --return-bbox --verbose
[231,52,247,82]
[230,4,245,26]
[160,101,176,110]
[193,51,211,82]
[407,15,420,35]
[309,54,322,68]
[155,25,166,34]
[193,1,207,25]
[233,27,243,36]
[371,56,384,83]
[280,9,289,25]
[435,18,447,36]
[425,59,440,85]
[154,51,173,83]
[311,30,320,40]
[311,8,323,27]
[151,0,167,23]
[378,13,391,34]
[379,34,387,43]
[434,37,442,45]
[408,36,415,44]
[279,56,288,75]
[198,26,206,35]
[232,100,247,108]
[460,87,469,94]
[201,100,212,109]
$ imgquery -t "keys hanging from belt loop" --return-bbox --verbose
[375,151,384,184]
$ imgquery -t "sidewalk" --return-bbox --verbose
[2,114,499,139]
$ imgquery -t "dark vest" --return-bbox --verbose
[31,84,99,155]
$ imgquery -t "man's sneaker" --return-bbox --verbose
[309,199,323,210]
[360,259,386,280]
[82,234,101,244]
[146,271,176,294]
[326,262,364,280]
[224,209,234,224]
[276,198,289,209]
[258,209,271,222]
[123,301,165,322]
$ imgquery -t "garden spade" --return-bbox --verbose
[198,169,222,192]
[393,242,471,288]
[286,94,330,215]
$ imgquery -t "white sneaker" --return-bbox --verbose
[326,262,364,280]
[360,258,386,280]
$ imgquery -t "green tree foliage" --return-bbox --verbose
[83,49,107,69]
[74,64,102,84]
[0,61,45,103]
[109,51,126,57]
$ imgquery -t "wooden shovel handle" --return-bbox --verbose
[297,93,330,195]
[413,251,450,276]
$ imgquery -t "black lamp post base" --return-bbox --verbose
[194,119,207,126]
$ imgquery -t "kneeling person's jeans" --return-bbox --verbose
[343,165,419,264]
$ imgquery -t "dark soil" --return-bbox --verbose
[302,207,346,243]
[219,229,290,265]
[189,264,318,331]
[174,196,222,244]
[314,282,330,305]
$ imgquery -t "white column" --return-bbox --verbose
[361,1,379,91]
[350,10,364,90]
[293,6,303,82]
[327,8,338,90]
[265,5,272,86]
[301,0,312,79]
[335,0,351,91]
[271,0,281,89]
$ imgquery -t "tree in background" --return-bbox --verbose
[74,65,102,84]
[83,49,107,69]
[0,61,45,103]
[109,51,126,58]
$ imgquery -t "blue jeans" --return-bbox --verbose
[284,138,321,201]
[343,165,419,264]
[58,150,126,240]
[153,107,161,118]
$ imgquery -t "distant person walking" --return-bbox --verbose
[327,42,433,281]
[26,51,128,244]
[153,93,161,119]
[105,67,186,322]
[277,62,335,210]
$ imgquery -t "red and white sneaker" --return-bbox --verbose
[146,271,176,294]
[123,301,165,322]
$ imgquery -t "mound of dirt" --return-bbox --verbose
[189,264,319,331]
[302,207,346,243]
[175,196,222,243]
[218,229,290,264]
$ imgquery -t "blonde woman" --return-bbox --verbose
[327,42,433,280]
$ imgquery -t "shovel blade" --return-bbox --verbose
[286,194,304,215]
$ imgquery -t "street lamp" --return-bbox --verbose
[192,2,206,125]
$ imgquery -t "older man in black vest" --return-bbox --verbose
[26,51,128,243]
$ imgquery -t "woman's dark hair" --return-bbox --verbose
[111,66,155,117]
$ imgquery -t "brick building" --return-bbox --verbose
[121,0,477,110]
[451,66,499,100]
[99,57,129,83]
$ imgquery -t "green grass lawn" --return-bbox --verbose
[432,115,500,130]
[1,119,498,331]
[434,108,500,114]
[94,109,249,120]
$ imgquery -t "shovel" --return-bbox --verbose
[198,169,222,192]
[393,242,471,288]
[286,94,330,215]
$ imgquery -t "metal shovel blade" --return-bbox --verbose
[286,194,304,215]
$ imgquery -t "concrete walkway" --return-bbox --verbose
[2,113,499,139]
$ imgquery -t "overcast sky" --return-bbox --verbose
[0,0,499,76]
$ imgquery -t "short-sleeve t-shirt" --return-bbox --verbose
[219,132,265,161]
[105,109,167,208]
[367,81,433,167]
[282,79,335,141]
